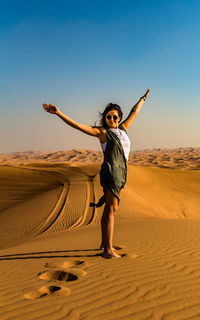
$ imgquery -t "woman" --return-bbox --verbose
[43,88,150,258]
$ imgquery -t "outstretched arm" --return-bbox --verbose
[43,103,101,138]
[120,89,150,131]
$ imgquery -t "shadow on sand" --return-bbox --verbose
[0,249,103,261]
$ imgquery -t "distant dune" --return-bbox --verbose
[0,147,200,169]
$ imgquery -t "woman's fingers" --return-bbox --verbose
[43,103,55,108]
[144,88,150,99]
[42,103,57,114]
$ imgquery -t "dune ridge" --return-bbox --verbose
[1,147,200,169]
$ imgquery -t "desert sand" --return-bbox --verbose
[1,147,200,320]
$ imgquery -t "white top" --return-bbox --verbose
[100,127,131,161]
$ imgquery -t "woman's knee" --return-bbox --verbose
[112,204,118,216]
[105,196,118,216]
[105,189,119,213]
[105,203,118,216]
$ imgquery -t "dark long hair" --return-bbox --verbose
[98,103,123,129]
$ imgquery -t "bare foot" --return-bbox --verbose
[102,250,121,259]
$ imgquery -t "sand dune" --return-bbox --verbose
[0,149,200,319]
[1,147,200,169]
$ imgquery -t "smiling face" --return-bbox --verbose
[105,109,120,128]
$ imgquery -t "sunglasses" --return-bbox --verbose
[106,115,118,121]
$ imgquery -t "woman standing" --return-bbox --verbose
[43,88,150,258]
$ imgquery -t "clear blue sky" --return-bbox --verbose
[1,0,199,153]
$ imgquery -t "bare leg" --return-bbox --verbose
[100,219,115,250]
[100,190,113,250]
[100,211,106,249]
[100,188,124,250]
[100,190,121,258]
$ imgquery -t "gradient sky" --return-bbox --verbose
[1,0,200,153]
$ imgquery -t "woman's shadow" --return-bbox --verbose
[0,249,102,261]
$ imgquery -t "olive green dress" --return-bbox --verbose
[99,125,128,204]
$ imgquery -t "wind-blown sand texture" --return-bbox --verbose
[1,147,200,319]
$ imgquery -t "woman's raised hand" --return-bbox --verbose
[43,103,60,115]
[144,89,150,100]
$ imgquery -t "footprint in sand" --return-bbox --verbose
[45,259,85,269]
[44,260,87,277]
[24,285,70,300]
[24,260,85,300]
[38,270,79,282]
[24,271,75,300]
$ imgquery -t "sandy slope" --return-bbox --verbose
[1,152,200,319]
